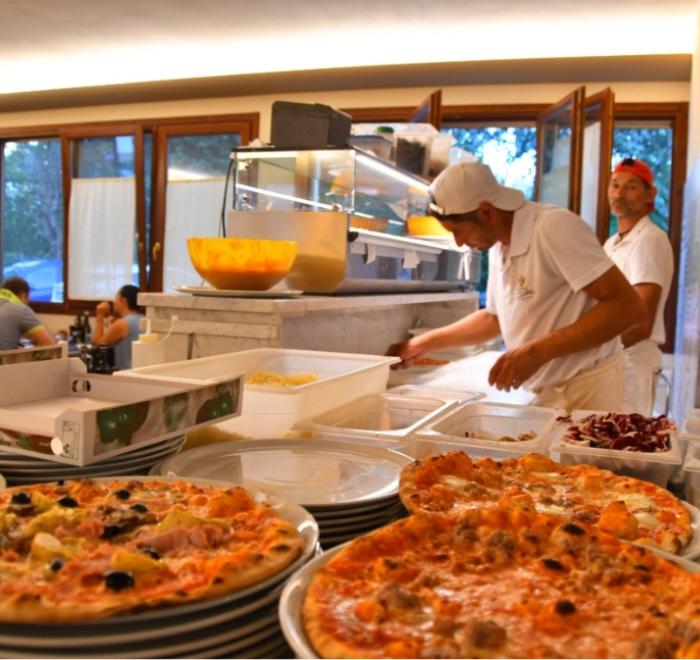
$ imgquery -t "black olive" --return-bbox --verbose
[101,524,123,539]
[57,480,65,486]
[142,548,161,561]
[10,492,31,505]
[49,558,64,572]
[542,558,565,571]
[561,523,585,536]
[554,600,576,616]
[57,496,78,508]
[104,571,134,592]
[114,489,131,501]
[130,503,148,513]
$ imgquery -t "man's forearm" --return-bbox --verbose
[93,316,105,345]
[414,309,501,354]
[534,297,641,364]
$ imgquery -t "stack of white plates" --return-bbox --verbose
[0,436,186,486]
[152,438,413,549]
[0,484,318,659]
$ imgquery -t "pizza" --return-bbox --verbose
[399,452,692,554]
[0,478,304,622]
[303,507,700,659]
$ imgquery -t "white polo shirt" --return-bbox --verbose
[603,216,673,346]
[486,202,621,391]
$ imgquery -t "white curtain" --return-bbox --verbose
[68,177,136,300]
[163,178,229,292]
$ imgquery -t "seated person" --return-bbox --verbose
[92,284,143,370]
[0,276,55,351]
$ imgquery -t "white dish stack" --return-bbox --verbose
[151,438,413,549]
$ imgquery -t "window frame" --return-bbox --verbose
[0,113,259,315]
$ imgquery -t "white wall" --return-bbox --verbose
[0,81,689,138]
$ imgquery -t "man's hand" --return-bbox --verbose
[488,341,546,391]
[385,339,426,369]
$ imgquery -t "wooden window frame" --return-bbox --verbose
[0,113,258,315]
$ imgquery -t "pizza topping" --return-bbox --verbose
[104,571,135,592]
[114,489,131,501]
[110,549,164,574]
[563,412,675,452]
[554,600,577,616]
[542,557,565,571]
[10,492,30,506]
[130,503,149,514]
[49,558,64,572]
[57,497,78,508]
[101,524,123,539]
[562,522,586,536]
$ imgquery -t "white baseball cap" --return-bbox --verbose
[429,162,526,216]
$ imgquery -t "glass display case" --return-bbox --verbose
[226,147,480,294]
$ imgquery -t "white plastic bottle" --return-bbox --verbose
[131,319,166,368]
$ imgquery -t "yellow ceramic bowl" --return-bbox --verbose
[406,215,452,237]
[187,237,299,290]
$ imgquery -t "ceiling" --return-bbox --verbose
[0,0,697,103]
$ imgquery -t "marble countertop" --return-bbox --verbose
[139,291,477,315]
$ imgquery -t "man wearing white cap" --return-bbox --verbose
[387,162,645,411]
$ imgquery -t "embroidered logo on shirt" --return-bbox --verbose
[515,274,535,300]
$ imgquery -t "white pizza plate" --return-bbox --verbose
[156,439,412,508]
[0,584,284,649]
[318,511,403,535]
[0,445,183,478]
[0,439,185,478]
[0,476,318,639]
[195,635,289,660]
[0,619,283,659]
[279,536,700,660]
[676,501,700,560]
[0,435,184,466]
[313,502,405,527]
[176,285,303,298]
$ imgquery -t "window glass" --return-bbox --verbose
[441,125,537,305]
[1,139,64,302]
[611,123,672,235]
[163,133,240,291]
[68,135,138,299]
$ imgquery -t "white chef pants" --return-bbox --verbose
[621,340,662,416]
[532,351,624,412]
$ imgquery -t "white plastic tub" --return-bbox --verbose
[683,408,700,435]
[411,402,558,460]
[684,443,700,507]
[548,410,682,487]
[295,390,477,445]
[119,349,399,437]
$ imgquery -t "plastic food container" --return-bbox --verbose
[294,389,480,447]
[548,410,682,487]
[683,408,700,435]
[411,402,558,459]
[684,443,700,507]
[678,431,700,459]
[119,349,400,438]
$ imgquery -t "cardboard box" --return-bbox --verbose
[0,358,243,466]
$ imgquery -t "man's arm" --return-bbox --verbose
[488,265,645,390]
[386,309,501,367]
[620,282,662,347]
[25,326,55,347]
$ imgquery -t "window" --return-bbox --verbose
[611,122,673,234]
[1,138,64,302]
[0,113,258,312]
[66,132,141,301]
